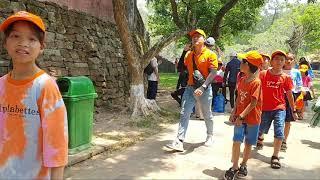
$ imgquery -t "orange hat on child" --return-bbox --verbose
[237,50,263,67]
[188,29,206,38]
[271,50,287,60]
[0,11,45,32]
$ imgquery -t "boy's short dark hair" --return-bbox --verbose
[3,21,45,45]
[243,59,258,73]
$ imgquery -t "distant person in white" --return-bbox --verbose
[147,57,159,99]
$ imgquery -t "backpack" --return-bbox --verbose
[213,89,225,113]
[144,62,154,75]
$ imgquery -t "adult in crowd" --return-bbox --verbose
[166,29,218,151]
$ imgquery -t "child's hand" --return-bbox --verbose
[234,117,242,126]
[292,112,298,121]
[229,114,235,123]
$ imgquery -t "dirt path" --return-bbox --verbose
[65,94,320,179]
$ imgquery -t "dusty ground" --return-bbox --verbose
[65,94,319,179]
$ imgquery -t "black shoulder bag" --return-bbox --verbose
[192,54,205,89]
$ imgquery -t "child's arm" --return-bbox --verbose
[311,86,315,99]
[234,98,257,126]
[238,98,257,120]
[286,90,298,120]
[51,166,65,180]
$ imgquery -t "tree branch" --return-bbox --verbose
[211,0,239,40]
[142,29,189,65]
[170,0,184,28]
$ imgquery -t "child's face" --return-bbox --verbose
[261,57,270,70]
[284,56,294,70]
[240,60,249,74]
[270,55,286,70]
[4,21,44,65]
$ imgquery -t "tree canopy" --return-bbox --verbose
[147,0,265,47]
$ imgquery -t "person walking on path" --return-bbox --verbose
[147,57,159,100]
[257,50,297,169]
[224,51,263,180]
[281,53,302,151]
[165,29,218,151]
[224,51,241,111]
[171,43,190,105]
[0,11,68,179]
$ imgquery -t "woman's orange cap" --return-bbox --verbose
[0,11,45,32]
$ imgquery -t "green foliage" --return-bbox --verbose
[226,2,320,55]
[147,0,265,46]
[296,3,320,52]
[159,72,179,90]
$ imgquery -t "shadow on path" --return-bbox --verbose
[301,139,320,150]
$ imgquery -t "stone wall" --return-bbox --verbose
[38,0,114,22]
[0,0,130,107]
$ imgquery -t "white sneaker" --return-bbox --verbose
[166,138,184,152]
[204,135,214,146]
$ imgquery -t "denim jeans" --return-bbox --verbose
[259,110,286,139]
[177,85,214,141]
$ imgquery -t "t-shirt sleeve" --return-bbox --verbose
[208,52,218,70]
[284,75,294,92]
[37,78,68,168]
[184,51,191,67]
[251,80,261,101]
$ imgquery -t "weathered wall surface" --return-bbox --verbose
[38,0,114,22]
[0,0,130,107]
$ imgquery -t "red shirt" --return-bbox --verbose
[259,70,294,111]
[235,77,262,125]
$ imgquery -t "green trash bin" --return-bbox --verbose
[56,76,98,154]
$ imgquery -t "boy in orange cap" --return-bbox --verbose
[224,51,263,180]
[0,11,68,179]
[257,50,297,169]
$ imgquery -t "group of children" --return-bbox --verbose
[0,10,316,179]
[224,50,315,180]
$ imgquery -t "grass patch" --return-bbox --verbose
[159,72,179,90]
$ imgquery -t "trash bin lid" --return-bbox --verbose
[56,76,97,98]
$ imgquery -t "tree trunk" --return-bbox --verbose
[113,0,159,117]
[211,0,239,40]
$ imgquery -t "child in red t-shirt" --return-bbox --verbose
[224,51,262,180]
[257,50,297,169]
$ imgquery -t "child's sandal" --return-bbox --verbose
[271,156,281,169]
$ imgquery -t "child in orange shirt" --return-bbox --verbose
[224,51,263,180]
[0,11,68,179]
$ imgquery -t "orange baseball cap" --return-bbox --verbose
[0,11,45,32]
[238,50,263,67]
[261,53,271,60]
[188,29,206,38]
[271,50,287,60]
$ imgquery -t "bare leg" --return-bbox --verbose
[284,122,291,143]
[241,143,252,165]
[232,142,241,169]
[273,138,282,157]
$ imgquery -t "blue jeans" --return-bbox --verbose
[259,110,286,139]
[233,124,260,145]
[177,86,214,141]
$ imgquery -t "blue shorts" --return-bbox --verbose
[259,110,286,139]
[233,124,260,145]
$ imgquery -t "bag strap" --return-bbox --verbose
[192,53,198,71]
